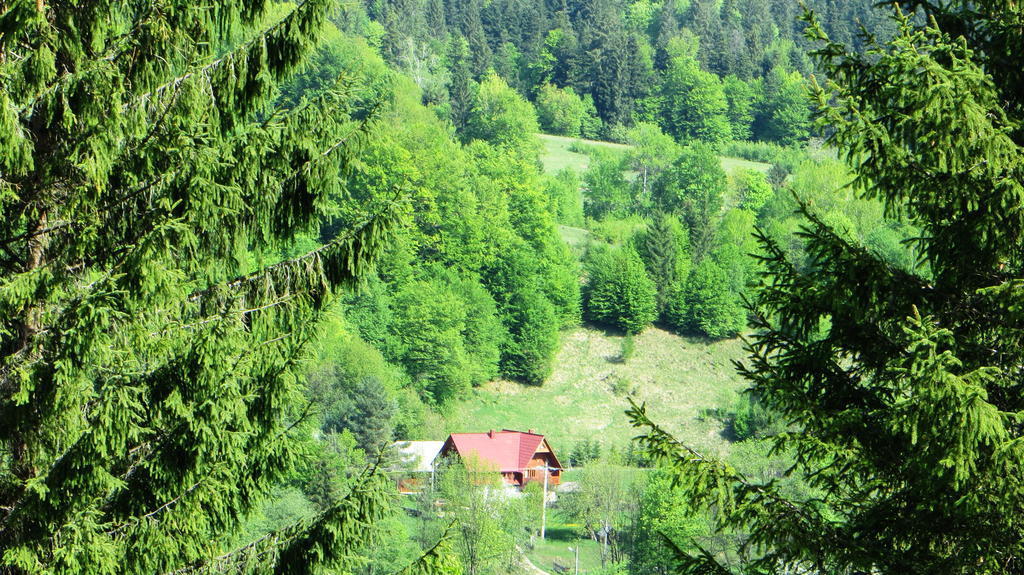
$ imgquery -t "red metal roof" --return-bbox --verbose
[444,430,560,473]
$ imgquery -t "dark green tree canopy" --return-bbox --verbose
[0,3,453,573]
[632,3,1024,574]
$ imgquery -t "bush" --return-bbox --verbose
[545,169,585,227]
[610,376,631,396]
[568,439,602,467]
[730,394,780,441]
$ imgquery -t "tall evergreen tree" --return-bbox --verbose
[653,0,680,71]
[682,0,721,71]
[635,212,691,319]
[581,0,634,127]
[631,4,1024,572]
[584,247,658,335]
[448,37,476,135]
[0,2,451,573]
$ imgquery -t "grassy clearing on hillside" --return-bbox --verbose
[537,133,771,178]
[721,155,772,174]
[446,325,749,457]
[538,133,630,174]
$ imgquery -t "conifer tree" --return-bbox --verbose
[631,4,1024,573]
[0,2,448,573]
[653,0,679,71]
[584,247,657,335]
[635,212,691,319]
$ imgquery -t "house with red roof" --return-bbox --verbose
[439,429,562,488]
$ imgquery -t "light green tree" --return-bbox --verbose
[624,122,680,206]
[559,461,639,567]
[733,169,773,213]
[659,41,732,146]
[466,72,540,152]
[536,83,590,136]
[433,456,518,575]
[584,150,633,220]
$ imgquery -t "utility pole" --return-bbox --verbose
[540,465,549,540]
[568,545,579,575]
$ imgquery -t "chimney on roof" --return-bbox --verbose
[488,429,494,438]
[528,429,535,434]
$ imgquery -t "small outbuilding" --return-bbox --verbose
[391,440,444,494]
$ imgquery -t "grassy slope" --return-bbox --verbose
[446,326,748,457]
[538,133,630,174]
[537,133,771,177]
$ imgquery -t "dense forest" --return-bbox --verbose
[3,0,1022,574]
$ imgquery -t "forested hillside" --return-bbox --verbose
[360,0,895,144]
[7,0,1013,574]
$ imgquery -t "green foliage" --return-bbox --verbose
[558,461,639,565]
[634,212,692,319]
[306,317,412,450]
[752,65,812,145]
[619,336,637,364]
[542,240,585,328]
[427,457,536,575]
[589,214,650,246]
[392,280,475,404]
[722,75,756,141]
[0,3,446,573]
[667,258,745,339]
[733,169,773,213]
[624,122,679,207]
[293,430,365,511]
[653,145,728,261]
[501,286,560,385]
[628,471,705,575]
[536,83,591,136]
[584,246,658,335]
[660,43,731,146]
[719,140,807,174]
[631,4,1024,573]
[466,72,540,151]
[323,376,397,450]
[729,393,780,442]
[545,169,586,227]
[482,243,563,385]
[233,487,317,549]
[584,150,633,220]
